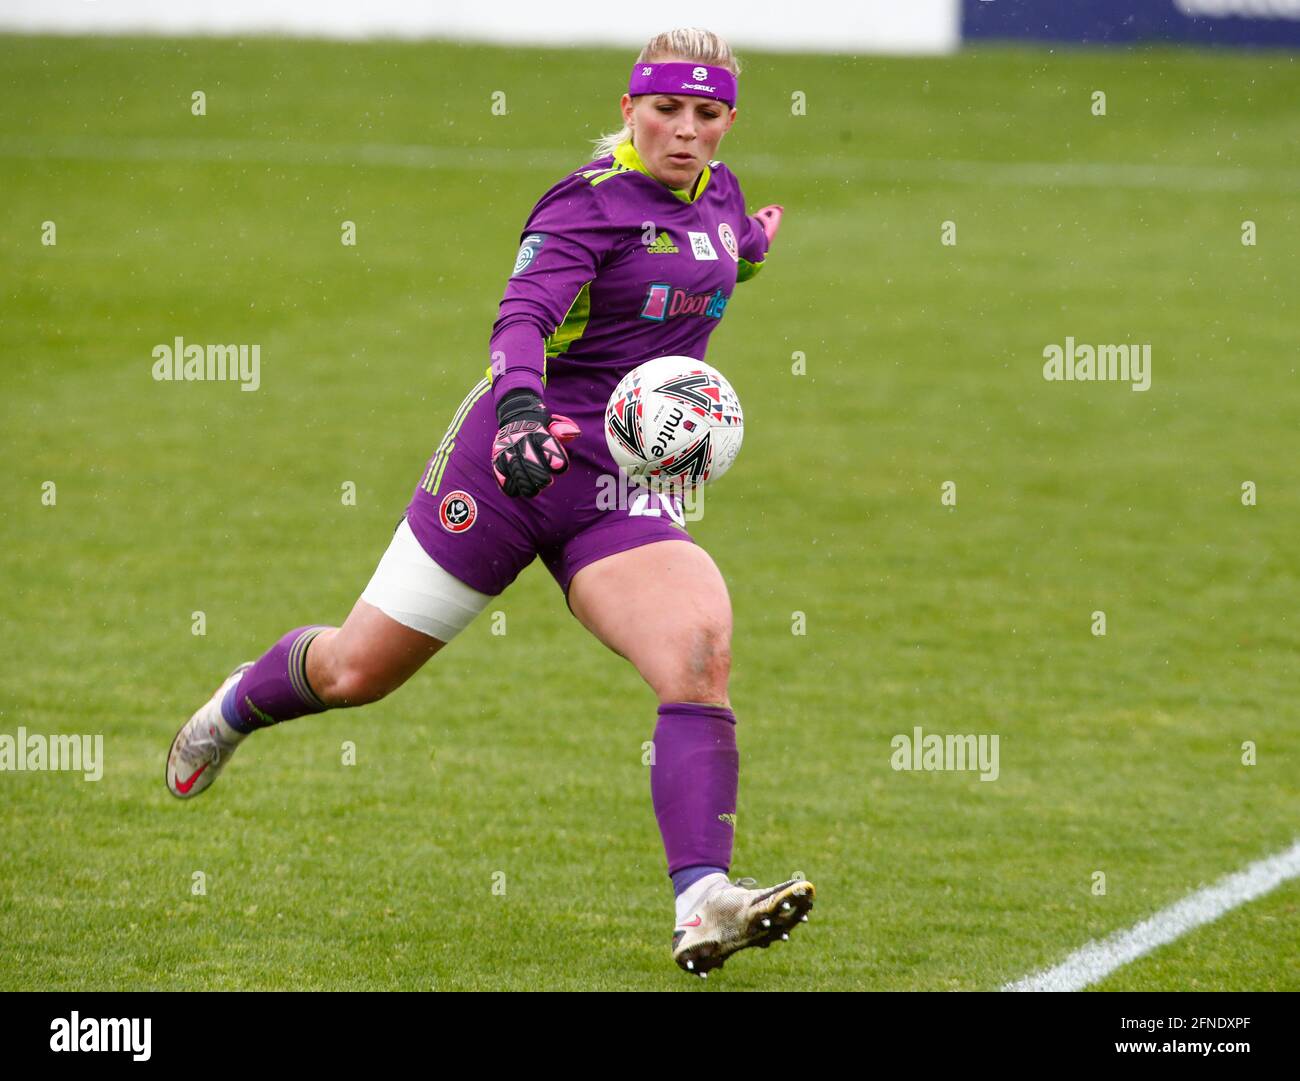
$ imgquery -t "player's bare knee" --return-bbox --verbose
[309,649,390,706]
[319,661,393,707]
[694,624,732,690]
[654,622,731,703]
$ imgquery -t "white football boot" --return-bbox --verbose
[672,873,816,977]
[166,662,254,799]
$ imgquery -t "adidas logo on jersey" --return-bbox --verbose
[645,231,679,254]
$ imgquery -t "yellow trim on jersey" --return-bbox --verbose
[485,356,549,389]
[590,139,712,204]
[736,257,765,283]
[544,281,593,359]
[487,283,592,391]
[421,377,491,496]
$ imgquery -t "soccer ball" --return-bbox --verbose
[604,356,744,492]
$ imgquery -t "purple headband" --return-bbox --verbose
[628,61,737,108]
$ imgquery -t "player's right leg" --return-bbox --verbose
[564,538,814,976]
[165,517,494,798]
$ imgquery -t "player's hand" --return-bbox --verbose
[491,389,581,499]
[751,204,784,245]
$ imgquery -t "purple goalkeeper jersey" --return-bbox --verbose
[487,139,771,413]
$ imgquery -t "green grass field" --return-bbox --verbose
[1,34,1297,991]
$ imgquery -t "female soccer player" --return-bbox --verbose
[166,26,814,977]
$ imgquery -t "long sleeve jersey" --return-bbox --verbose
[487,139,771,414]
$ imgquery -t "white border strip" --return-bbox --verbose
[0,0,960,54]
[1004,838,1300,992]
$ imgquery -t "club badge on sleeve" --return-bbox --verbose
[717,222,738,262]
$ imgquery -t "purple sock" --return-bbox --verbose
[221,625,332,733]
[651,702,739,881]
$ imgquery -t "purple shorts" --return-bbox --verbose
[403,376,695,598]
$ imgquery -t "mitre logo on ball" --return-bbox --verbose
[604,355,744,493]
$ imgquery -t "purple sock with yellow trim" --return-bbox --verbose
[221,625,331,733]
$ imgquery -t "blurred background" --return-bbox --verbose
[1,2,1296,991]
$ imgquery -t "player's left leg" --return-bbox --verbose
[566,539,814,977]
[166,516,494,799]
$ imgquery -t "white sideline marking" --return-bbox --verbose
[1003,838,1300,992]
[2,135,1299,192]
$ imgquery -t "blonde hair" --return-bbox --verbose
[590,27,742,160]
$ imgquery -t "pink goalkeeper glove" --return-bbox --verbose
[751,204,784,245]
[491,389,581,499]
